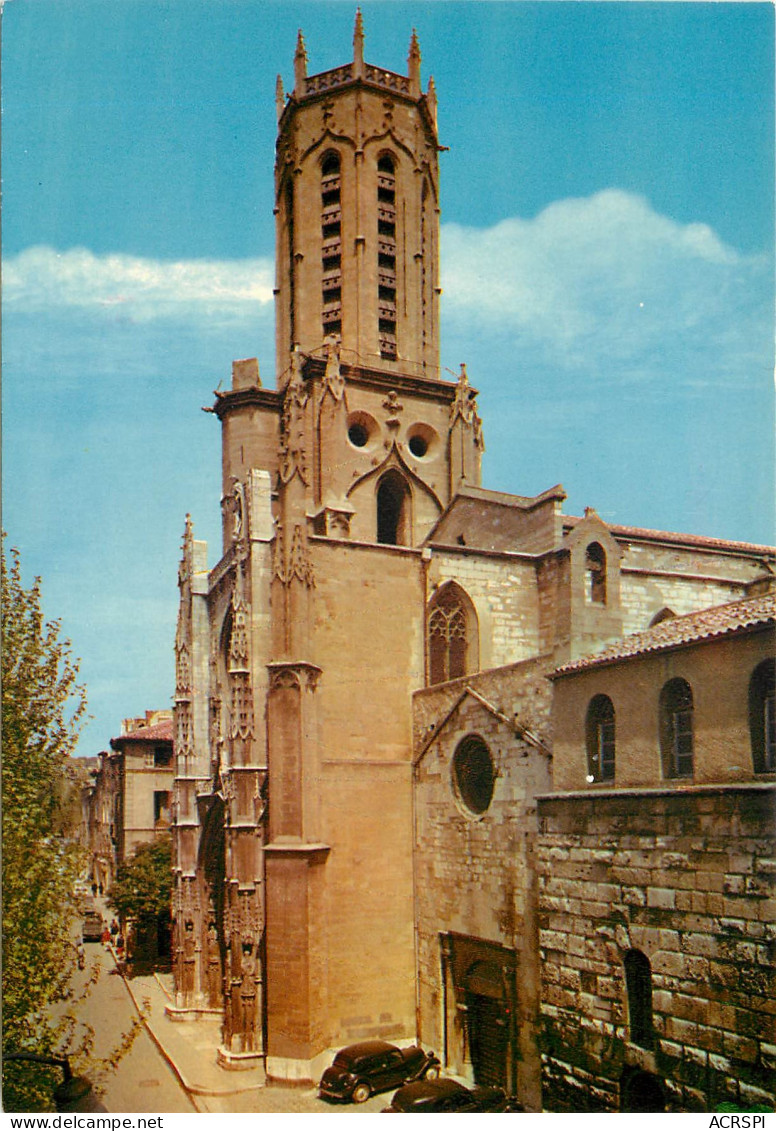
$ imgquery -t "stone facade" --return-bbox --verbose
[85,711,174,892]
[170,14,776,1108]
[537,603,776,1111]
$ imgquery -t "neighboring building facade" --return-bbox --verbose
[536,594,776,1112]
[170,14,776,1107]
[85,711,174,890]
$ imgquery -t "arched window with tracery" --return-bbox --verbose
[585,542,607,604]
[659,677,694,779]
[376,469,411,546]
[428,581,478,685]
[749,658,776,773]
[586,694,615,782]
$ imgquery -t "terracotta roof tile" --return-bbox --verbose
[110,719,173,747]
[564,516,775,557]
[553,594,776,677]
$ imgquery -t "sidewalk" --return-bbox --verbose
[115,957,266,1110]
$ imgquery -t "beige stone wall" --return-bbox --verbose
[536,787,776,1112]
[428,550,540,672]
[413,659,554,1109]
[551,629,776,792]
[298,538,424,1049]
[620,572,746,635]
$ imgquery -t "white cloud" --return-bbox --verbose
[440,189,768,382]
[3,245,275,320]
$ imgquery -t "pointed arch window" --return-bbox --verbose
[377,153,397,359]
[376,469,411,546]
[586,694,615,782]
[624,950,654,1049]
[321,151,342,339]
[428,581,479,685]
[749,658,776,773]
[585,542,607,604]
[660,677,694,778]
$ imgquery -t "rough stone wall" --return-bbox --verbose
[429,550,540,670]
[536,788,776,1112]
[413,654,554,751]
[413,662,554,1109]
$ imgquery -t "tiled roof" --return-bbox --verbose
[111,719,173,747]
[564,515,775,557]
[553,593,776,677]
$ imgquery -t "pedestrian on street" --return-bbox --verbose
[101,926,111,946]
[110,918,119,937]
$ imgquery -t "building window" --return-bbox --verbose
[624,949,654,1049]
[585,694,615,782]
[428,582,478,685]
[377,153,397,359]
[376,469,410,545]
[154,790,171,828]
[660,677,694,778]
[585,542,607,604]
[321,151,342,339]
[154,745,172,768]
[749,658,776,773]
[452,735,495,815]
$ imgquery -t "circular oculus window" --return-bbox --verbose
[452,735,495,815]
[346,411,379,451]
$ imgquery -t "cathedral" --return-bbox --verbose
[171,16,775,1111]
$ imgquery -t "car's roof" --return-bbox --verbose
[394,1079,467,1103]
[336,1040,398,1059]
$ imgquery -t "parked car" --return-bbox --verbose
[382,1077,523,1113]
[81,911,103,942]
[319,1040,441,1104]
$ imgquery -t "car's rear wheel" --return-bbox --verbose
[351,1082,371,1104]
[424,1065,440,1080]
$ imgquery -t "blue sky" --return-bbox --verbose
[3,1,774,759]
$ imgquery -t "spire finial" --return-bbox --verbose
[353,8,364,73]
[294,29,308,93]
[408,27,421,94]
[275,74,285,122]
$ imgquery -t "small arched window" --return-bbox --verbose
[586,695,615,782]
[660,677,694,778]
[624,950,654,1049]
[649,607,676,627]
[585,542,607,604]
[376,470,411,546]
[428,581,478,685]
[452,735,495,815]
[749,658,776,773]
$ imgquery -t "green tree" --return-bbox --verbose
[2,539,89,1109]
[108,836,173,966]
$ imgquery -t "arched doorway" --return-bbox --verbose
[464,960,507,1088]
[621,1070,666,1112]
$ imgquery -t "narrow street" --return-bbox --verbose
[72,943,196,1114]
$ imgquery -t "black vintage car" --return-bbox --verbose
[319,1040,441,1103]
[382,1077,523,1113]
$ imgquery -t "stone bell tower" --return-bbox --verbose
[274,11,440,379]
[172,12,485,1087]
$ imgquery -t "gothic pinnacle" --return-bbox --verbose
[408,28,421,93]
[294,28,308,93]
[275,74,285,122]
[353,8,364,72]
